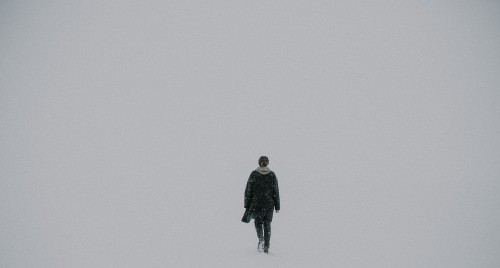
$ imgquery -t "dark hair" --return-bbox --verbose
[258,156,269,167]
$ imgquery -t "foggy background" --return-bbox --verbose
[1,1,499,267]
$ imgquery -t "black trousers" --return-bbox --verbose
[254,209,274,247]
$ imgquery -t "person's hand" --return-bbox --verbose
[276,210,280,213]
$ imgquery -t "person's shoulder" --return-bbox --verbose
[249,170,258,178]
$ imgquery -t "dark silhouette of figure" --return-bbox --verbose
[244,156,280,253]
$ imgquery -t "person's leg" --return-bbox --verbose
[254,215,265,252]
[263,221,271,248]
[263,209,274,251]
[254,219,263,239]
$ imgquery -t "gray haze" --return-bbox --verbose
[1,1,499,267]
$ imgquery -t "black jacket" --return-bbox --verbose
[244,170,280,213]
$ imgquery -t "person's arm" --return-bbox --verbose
[244,172,255,209]
[273,174,280,212]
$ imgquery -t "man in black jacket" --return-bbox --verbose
[244,156,280,253]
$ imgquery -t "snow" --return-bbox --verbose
[2,1,500,267]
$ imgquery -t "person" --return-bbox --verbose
[244,156,280,253]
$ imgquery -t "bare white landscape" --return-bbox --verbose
[1,1,499,267]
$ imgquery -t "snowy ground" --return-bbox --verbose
[2,1,500,267]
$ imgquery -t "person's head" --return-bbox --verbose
[258,156,269,167]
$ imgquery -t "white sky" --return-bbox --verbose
[1,1,500,267]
